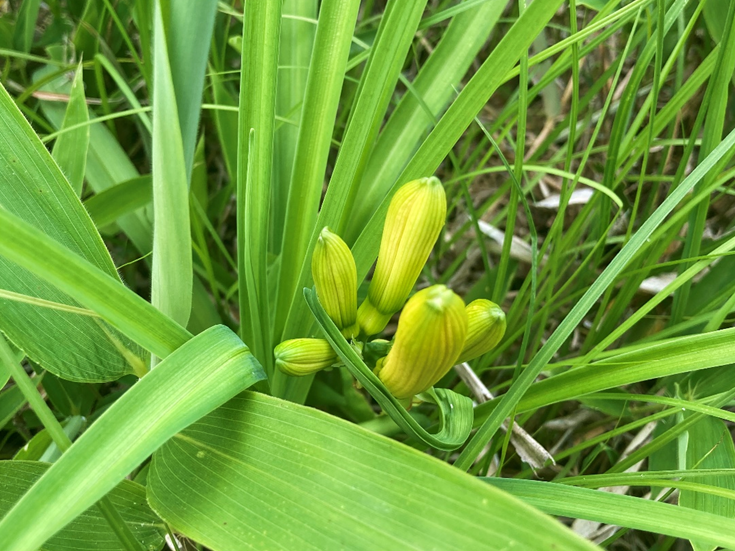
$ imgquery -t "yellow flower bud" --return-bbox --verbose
[358,177,446,335]
[376,285,467,400]
[312,227,359,338]
[457,299,506,364]
[274,338,338,376]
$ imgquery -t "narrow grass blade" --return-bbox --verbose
[12,0,40,53]
[50,63,88,197]
[150,0,193,329]
[148,392,596,551]
[485,478,735,550]
[351,0,566,282]
[0,325,265,551]
[672,0,735,323]
[346,0,505,241]
[455,127,735,470]
[474,326,735,423]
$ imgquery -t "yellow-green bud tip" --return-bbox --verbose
[377,285,467,400]
[274,338,338,377]
[312,227,359,338]
[457,299,506,364]
[359,177,447,335]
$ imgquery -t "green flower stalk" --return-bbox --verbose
[376,285,467,400]
[457,299,506,364]
[357,177,447,336]
[312,227,359,338]
[274,338,338,377]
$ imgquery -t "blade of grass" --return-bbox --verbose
[51,63,89,197]
[671,0,735,324]
[350,0,566,284]
[455,126,735,470]
[485,478,735,549]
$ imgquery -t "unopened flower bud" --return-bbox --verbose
[274,338,338,376]
[312,227,359,338]
[457,299,506,364]
[358,177,446,335]
[376,285,467,400]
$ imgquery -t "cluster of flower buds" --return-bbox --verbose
[273,176,506,402]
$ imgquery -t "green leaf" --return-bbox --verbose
[474,327,735,423]
[0,378,41,429]
[0,461,165,551]
[83,176,152,230]
[148,392,597,551]
[703,0,732,43]
[274,0,361,349]
[0,325,265,551]
[485,478,735,550]
[13,417,84,462]
[346,0,505,240]
[12,0,40,53]
[305,287,473,450]
[277,0,429,400]
[456,125,735,469]
[271,0,317,251]
[681,416,735,551]
[161,0,218,179]
[0,206,188,362]
[0,81,144,382]
[150,0,193,329]
[351,0,566,281]
[33,65,153,254]
[578,0,607,9]
[50,64,89,197]
[237,0,282,374]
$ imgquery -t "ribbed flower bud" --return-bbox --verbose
[274,338,338,377]
[357,177,446,336]
[457,299,506,364]
[312,227,359,338]
[376,285,467,400]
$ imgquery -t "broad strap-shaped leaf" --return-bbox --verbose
[0,325,265,551]
[148,392,597,551]
[150,0,193,329]
[305,287,473,451]
[0,81,144,382]
[485,478,735,550]
[0,461,165,551]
